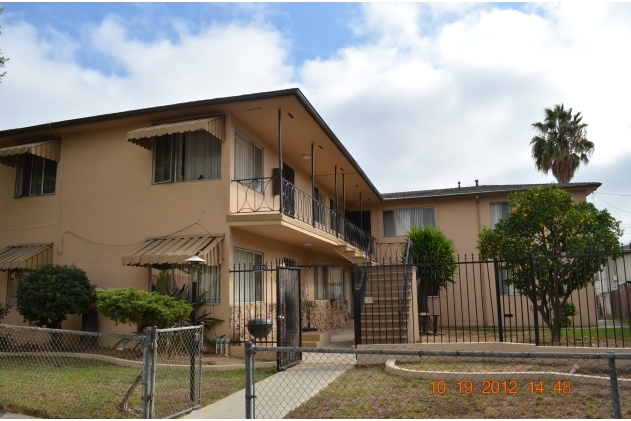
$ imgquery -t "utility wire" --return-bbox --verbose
[593,193,631,214]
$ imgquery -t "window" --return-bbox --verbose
[490,202,510,229]
[149,262,220,304]
[153,130,221,184]
[15,153,57,197]
[315,267,346,300]
[498,266,517,295]
[383,207,435,236]
[234,130,263,192]
[330,268,345,300]
[315,266,328,300]
[233,248,264,303]
[6,269,22,305]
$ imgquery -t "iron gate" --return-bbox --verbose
[276,266,302,370]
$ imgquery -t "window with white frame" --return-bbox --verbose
[233,248,264,303]
[15,153,57,197]
[234,130,263,192]
[490,202,510,229]
[153,130,221,184]
[383,207,435,236]
[149,263,220,304]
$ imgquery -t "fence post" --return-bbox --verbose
[198,323,204,408]
[245,340,255,419]
[150,326,157,419]
[142,327,153,419]
[607,351,622,419]
[493,258,504,343]
[529,254,540,346]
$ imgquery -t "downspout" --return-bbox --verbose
[278,110,283,215]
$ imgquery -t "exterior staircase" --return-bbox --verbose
[358,265,419,345]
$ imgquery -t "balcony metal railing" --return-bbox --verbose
[232,177,376,256]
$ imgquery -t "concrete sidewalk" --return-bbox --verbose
[183,329,356,419]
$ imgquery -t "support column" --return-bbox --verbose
[311,142,315,228]
[334,166,338,237]
[278,110,283,215]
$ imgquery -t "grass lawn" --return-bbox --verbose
[0,356,274,419]
[285,364,630,419]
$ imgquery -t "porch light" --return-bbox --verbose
[301,154,312,160]
[185,255,205,325]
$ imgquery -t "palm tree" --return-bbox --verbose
[530,104,594,184]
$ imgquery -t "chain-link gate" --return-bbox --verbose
[0,323,203,419]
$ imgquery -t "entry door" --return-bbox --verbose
[276,267,301,371]
[282,164,295,217]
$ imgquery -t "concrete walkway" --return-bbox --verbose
[183,329,356,419]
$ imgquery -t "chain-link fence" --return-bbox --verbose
[0,323,203,419]
[247,344,631,419]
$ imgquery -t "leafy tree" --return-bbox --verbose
[96,288,193,334]
[0,7,8,83]
[16,264,96,329]
[530,104,594,184]
[404,225,457,333]
[478,186,622,344]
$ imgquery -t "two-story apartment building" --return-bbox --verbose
[0,88,601,342]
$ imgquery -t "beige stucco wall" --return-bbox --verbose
[0,109,358,339]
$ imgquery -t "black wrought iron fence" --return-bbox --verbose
[354,249,631,348]
[231,178,376,257]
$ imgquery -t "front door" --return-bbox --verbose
[282,164,295,217]
[276,266,301,370]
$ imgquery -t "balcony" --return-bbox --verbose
[229,177,375,260]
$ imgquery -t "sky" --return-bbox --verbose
[1,2,630,243]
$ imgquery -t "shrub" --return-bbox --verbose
[96,288,193,334]
[16,264,95,329]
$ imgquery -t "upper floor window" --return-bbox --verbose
[234,130,263,192]
[153,130,221,184]
[15,153,57,197]
[490,202,510,229]
[383,207,435,237]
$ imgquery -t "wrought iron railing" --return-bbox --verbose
[398,239,413,339]
[232,177,376,257]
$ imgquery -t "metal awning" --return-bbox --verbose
[0,140,61,168]
[0,243,53,270]
[121,235,224,267]
[127,116,225,150]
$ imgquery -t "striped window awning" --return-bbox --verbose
[127,116,225,150]
[0,243,53,270]
[121,235,224,267]
[0,140,61,168]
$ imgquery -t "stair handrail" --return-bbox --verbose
[398,239,413,341]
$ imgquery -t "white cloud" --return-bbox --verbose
[0,14,294,128]
[1,3,630,242]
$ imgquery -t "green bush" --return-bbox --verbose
[96,288,193,334]
[16,264,95,329]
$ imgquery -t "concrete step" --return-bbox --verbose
[301,331,331,348]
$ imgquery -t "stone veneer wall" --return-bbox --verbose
[302,300,348,332]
